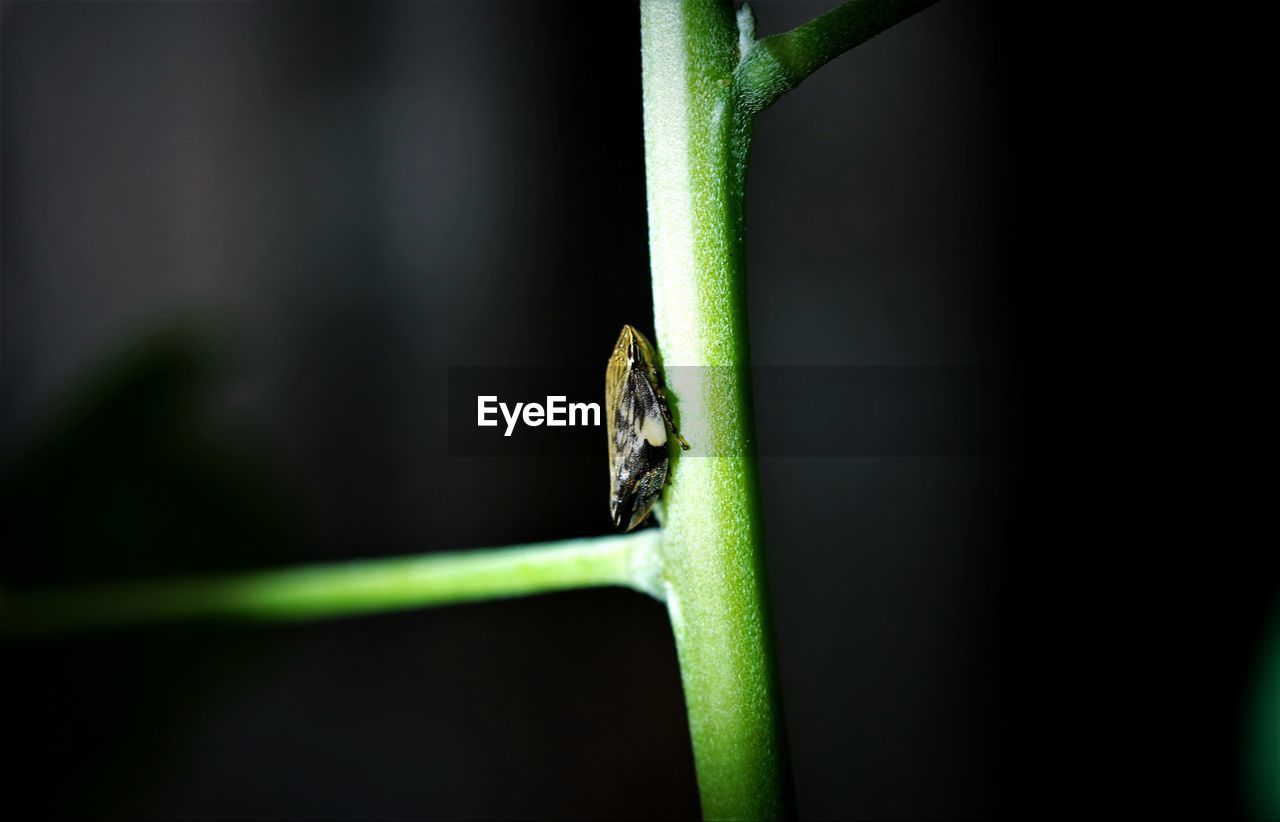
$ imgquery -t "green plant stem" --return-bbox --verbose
[0,530,664,637]
[641,1,786,818]
[738,0,943,112]
[641,1,942,817]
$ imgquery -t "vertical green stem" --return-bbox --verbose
[641,1,790,818]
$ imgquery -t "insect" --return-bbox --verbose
[606,324,690,531]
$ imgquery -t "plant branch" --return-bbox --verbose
[642,1,945,816]
[0,530,664,637]
[737,0,942,113]
[642,1,790,817]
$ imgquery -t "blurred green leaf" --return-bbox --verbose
[2,323,300,817]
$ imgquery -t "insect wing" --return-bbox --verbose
[607,331,671,531]
[613,368,670,530]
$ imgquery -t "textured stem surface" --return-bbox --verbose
[737,0,943,112]
[641,1,790,818]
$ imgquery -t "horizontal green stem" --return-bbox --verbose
[0,530,664,637]
[737,0,942,112]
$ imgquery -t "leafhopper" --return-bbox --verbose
[606,324,689,531]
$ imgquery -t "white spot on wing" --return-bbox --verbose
[640,412,667,447]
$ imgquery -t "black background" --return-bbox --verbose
[2,0,1273,818]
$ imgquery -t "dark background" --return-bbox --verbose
[1,1,1274,818]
